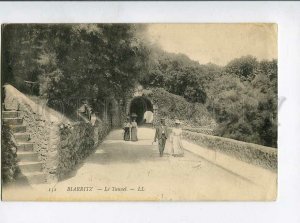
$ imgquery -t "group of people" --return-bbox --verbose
[78,99,97,125]
[123,116,184,157]
[153,118,184,157]
[123,117,138,141]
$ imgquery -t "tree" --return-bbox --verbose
[141,48,207,103]
[1,24,48,95]
[225,55,258,81]
[207,58,277,147]
[2,24,150,114]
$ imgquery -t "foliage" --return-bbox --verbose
[207,59,277,147]
[140,48,214,103]
[142,47,277,147]
[225,55,258,81]
[2,24,44,95]
[2,24,277,147]
[146,87,215,127]
[1,125,20,184]
[2,24,149,113]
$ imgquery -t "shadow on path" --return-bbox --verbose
[86,142,159,165]
[61,128,159,180]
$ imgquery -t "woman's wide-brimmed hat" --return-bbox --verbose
[175,119,181,124]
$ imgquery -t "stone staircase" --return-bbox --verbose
[2,109,46,184]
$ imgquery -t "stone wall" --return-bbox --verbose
[183,130,277,171]
[3,84,110,182]
[4,84,62,182]
[56,118,110,180]
[182,126,215,135]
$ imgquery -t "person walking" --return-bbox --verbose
[170,119,184,157]
[131,117,138,141]
[153,118,169,157]
[123,117,132,141]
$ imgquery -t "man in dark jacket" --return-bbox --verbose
[153,118,169,157]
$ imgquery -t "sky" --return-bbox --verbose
[147,24,277,66]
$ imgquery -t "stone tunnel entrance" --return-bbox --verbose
[129,96,153,125]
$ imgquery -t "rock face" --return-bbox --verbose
[3,85,110,182]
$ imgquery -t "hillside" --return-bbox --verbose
[145,87,216,133]
[141,48,277,147]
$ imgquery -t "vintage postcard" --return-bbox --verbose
[1,24,277,201]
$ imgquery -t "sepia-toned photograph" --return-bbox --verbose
[1,23,277,201]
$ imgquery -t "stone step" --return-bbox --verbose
[19,161,42,173]
[2,111,19,118]
[9,125,26,133]
[14,132,30,142]
[3,106,16,111]
[17,151,39,162]
[17,172,46,184]
[17,142,34,151]
[3,117,23,125]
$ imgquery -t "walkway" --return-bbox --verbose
[3,128,271,201]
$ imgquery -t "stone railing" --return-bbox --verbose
[183,127,215,135]
[3,84,110,182]
[183,130,277,171]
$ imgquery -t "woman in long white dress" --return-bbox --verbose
[131,118,138,141]
[170,120,184,157]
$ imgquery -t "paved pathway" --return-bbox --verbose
[55,128,267,201]
[3,128,268,201]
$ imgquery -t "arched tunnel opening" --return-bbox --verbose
[129,97,153,125]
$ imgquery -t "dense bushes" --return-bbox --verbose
[140,49,213,104]
[142,48,277,147]
[225,55,258,81]
[57,121,102,180]
[146,87,215,127]
[206,58,277,147]
[1,125,20,184]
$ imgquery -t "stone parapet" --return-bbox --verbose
[3,84,110,182]
[183,130,277,171]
